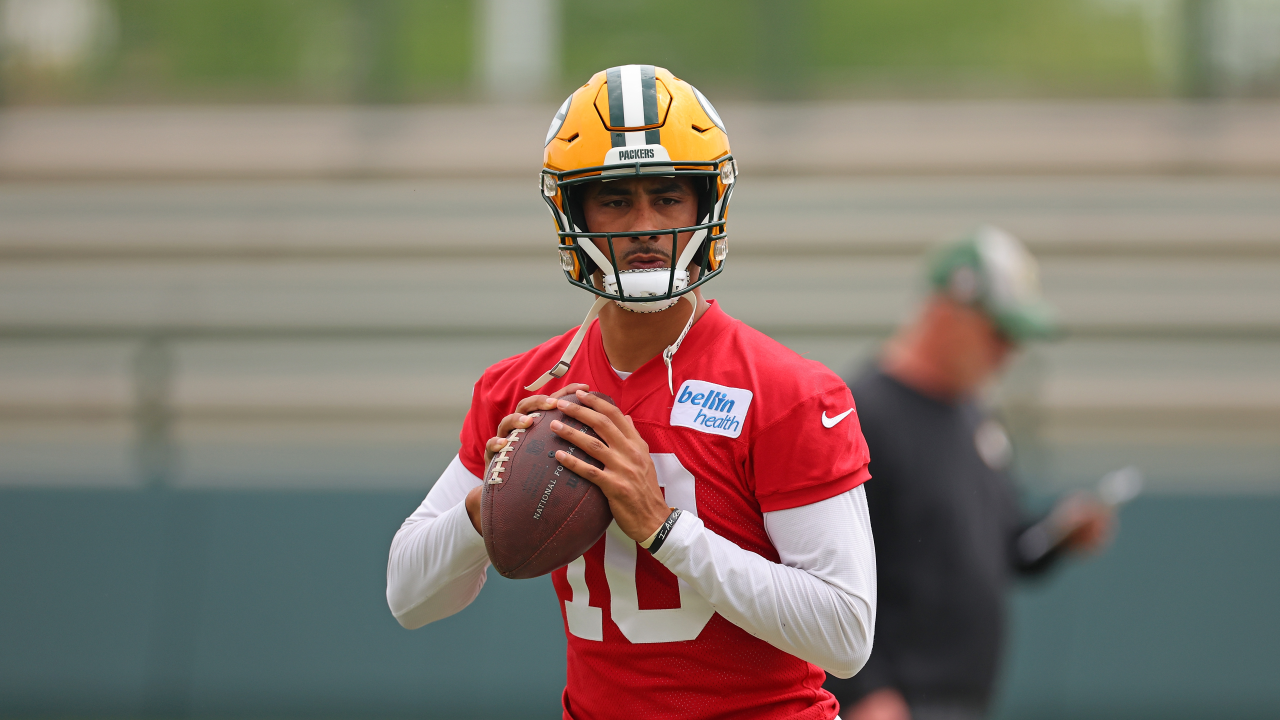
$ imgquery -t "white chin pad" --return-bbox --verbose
[604,268,689,313]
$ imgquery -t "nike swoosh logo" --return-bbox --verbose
[821,409,854,429]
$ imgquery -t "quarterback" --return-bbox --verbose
[387,65,877,720]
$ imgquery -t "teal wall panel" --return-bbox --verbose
[0,490,566,719]
[995,497,1280,720]
[2,491,1277,719]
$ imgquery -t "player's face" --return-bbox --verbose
[580,176,699,273]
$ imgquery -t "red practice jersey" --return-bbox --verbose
[458,301,871,720]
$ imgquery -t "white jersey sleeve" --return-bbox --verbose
[386,455,490,629]
[652,485,877,678]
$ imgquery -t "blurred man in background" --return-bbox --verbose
[824,226,1114,720]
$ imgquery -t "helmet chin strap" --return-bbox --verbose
[525,227,707,393]
[525,295,610,392]
[524,293,699,395]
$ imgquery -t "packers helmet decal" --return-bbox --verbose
[545,94,573,147]
[690,85,726,134]
[541,64,736,309]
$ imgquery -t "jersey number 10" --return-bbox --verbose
[562,454,715,643]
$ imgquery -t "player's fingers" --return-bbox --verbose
[512,384,590,416]
[549,418,613,463]
[483,435,508,465]
[574,390,637,439]
[514,395,551,415]
[622,415,649,452]
[549,383,590,400]
[487,412,537,464]
[495,411,535,439]
[553,449,608,487]
[556,397,627,449]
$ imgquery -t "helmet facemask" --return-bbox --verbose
[547,162,735,313]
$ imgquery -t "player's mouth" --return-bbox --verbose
[621,251,671,271]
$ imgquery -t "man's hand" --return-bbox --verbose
[1052,492,1115,554]
[483,383,591,467]
[463,383,591,537]
[847,688,911,720]
[549,389,671,543]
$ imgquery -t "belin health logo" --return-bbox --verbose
[670,380,753,439]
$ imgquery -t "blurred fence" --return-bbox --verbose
[1,101,1279,718]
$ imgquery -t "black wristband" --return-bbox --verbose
[646,508,683,555]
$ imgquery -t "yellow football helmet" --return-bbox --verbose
[541,64,736,310]
[527,65,737,392]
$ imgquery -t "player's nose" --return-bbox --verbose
[625,203,672,241]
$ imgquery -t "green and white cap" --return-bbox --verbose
[927,225,1059,343]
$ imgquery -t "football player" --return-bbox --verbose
[388,65,877,720]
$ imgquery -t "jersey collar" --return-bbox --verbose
[585,300,733,407]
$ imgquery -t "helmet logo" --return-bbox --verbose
[601,144,671,174]
[545,94,573,147]
[691,86,726,134]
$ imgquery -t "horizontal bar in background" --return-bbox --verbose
[1,323,1278,342]
[3,103,1280,180]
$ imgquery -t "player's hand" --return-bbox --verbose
[466,383,591,537]
[549,389,671,544]
[1052,492,1115,554]
[483,383,591,466]
[847,688,911,720]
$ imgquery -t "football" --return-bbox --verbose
[481,391,615,579]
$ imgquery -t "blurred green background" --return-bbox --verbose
[4,0,1265,104]
[1,1,1279,719]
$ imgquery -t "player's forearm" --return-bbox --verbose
[386,455,490,629]
[652,488,876,678]
[387,505,489,628]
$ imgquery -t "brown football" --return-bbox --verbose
[481,391,615,579]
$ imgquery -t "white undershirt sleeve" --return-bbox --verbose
[652,485,877,678]
[386,455,491,629]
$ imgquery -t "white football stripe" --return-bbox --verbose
[620,64,645,128]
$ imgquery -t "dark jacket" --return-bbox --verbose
[824,366,1060,712]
